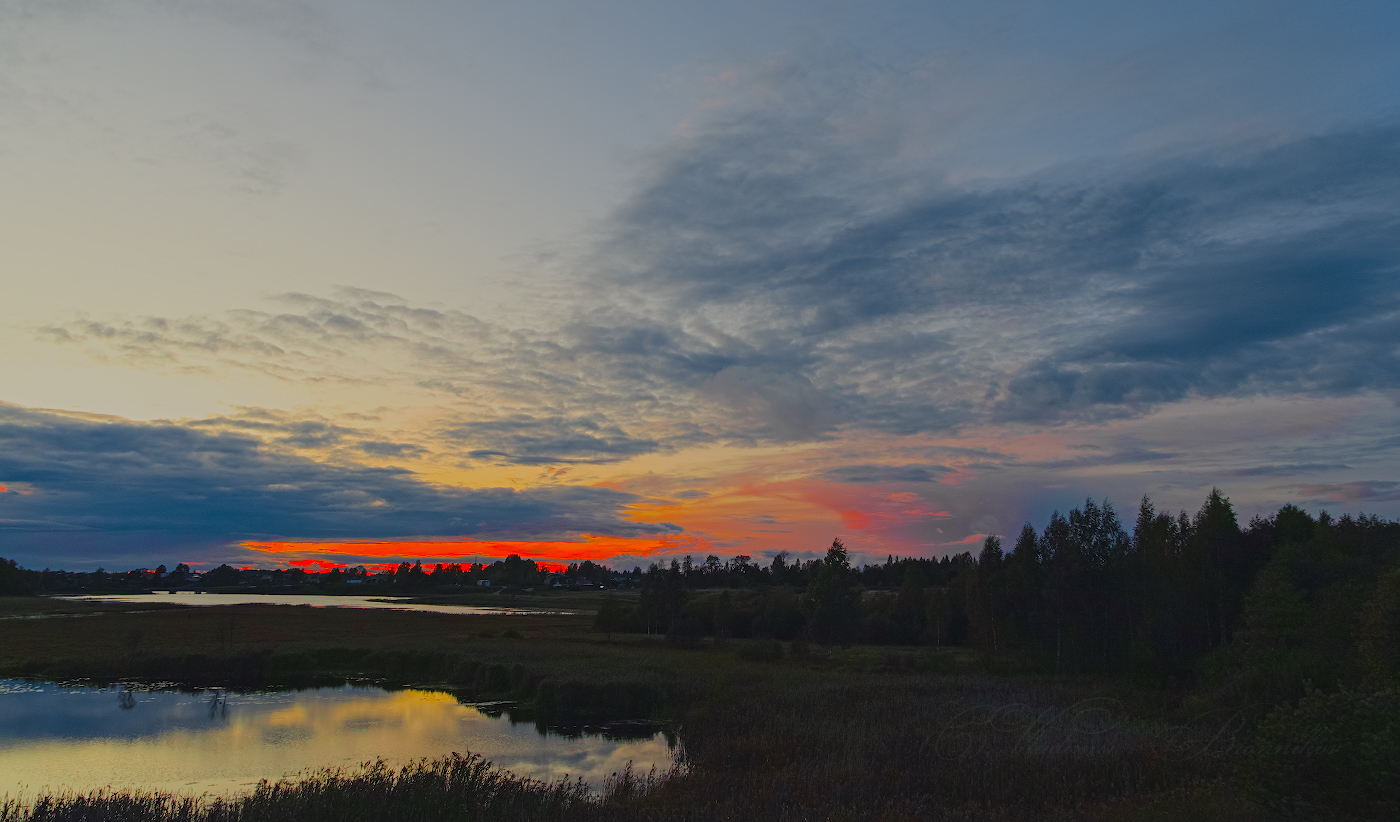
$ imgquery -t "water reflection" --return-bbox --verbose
[60,592,577,616]
[0,681,675,799]
[208,690,227,721]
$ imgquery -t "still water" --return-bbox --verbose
[0,680,676,799]
[62,593,576,616]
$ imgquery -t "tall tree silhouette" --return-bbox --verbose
[807,539,858,644]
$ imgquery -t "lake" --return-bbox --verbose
[0,680,677,800]
[60,592,578,616]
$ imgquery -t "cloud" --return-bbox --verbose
[1227,463,1351,477]
[357,440,427,458]
[448,415,661,465]
[45,290,492,383]
[1025,447,1178,471]
[703,366,840,441]
[1296,480,1400,503]
[47,116,1400,450]
[826,464,953,484]
[25,39,1400,473]
[0,404,677,554]
[583,63,1400,429]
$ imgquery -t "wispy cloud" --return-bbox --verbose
[449,415,661,465]
[826,464,953,484]
[1297,480,1400,503]
[587,84,1400,428]
[42,116,1400,453]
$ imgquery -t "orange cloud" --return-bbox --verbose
[242,533,710,565]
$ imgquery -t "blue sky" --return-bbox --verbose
[2,0,1399,570]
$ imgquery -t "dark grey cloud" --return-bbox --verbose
[0,403,677,563]
[357,440,427,458]
[1227,463,1352,478]
[584,80,1400,429]
[182,409,364,450]
[447,415,661,465]
[1026,448,1179,471]
[826,464,953,484]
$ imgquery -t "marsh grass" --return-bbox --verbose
[0,604,1268,820]
[0,753,626,822]
[0,674,1260,821]
[613,672,1261,821]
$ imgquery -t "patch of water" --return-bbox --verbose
[60,592,576,616]
[0,680,676,799]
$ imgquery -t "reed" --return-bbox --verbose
[2,754,616,822]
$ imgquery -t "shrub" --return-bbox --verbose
[1241,685,1400,820]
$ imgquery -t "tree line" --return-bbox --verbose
[0,555,620,594]
[4,488,1397,694]
[597,489,1400,689]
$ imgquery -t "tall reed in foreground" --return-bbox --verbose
[1,753,617,822]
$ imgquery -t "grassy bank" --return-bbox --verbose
[0,598,1267,820]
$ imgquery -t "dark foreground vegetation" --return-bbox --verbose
[0,755,609,822]
[2,489,1399,820]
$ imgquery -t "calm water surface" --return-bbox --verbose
[62,592,576,616]
[0,680,676,799]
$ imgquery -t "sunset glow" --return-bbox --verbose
[2,2,1398,571]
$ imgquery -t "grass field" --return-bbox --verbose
[0,596,1266,821]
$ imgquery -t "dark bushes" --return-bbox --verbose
[1242,686,1400,820]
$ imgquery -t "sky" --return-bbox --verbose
[3,0,1400,571]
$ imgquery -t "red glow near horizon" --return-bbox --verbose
[281,557,570,574]
[243,533,710,566]
[238,472,978,567]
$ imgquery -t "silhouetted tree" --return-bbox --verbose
[200,564,241,587]
[807,539,858,644]
[638,562,686,634]
[893,564,927,643]
[970,535,1005,655]
[594,599,629,641]
[0,557,31,595]
[1003,523,1046,654]
[926,585,951,648]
